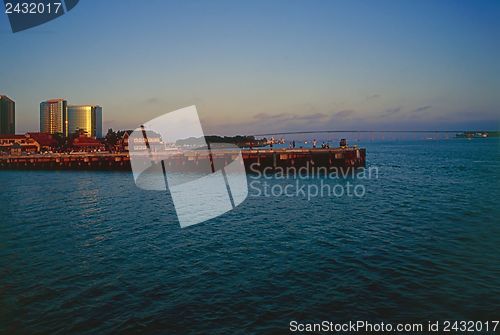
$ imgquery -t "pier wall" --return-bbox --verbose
[0,148,365,172]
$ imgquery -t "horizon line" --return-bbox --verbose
[249,130,498,136]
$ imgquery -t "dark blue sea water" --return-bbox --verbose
[1,139,499,334]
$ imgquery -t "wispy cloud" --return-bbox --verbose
[253,112,329,122]
[333,109,355,119]
[366,94,381,101]
[145,97,160,104]
[381,107,402,116]
[295,113,328,121]
[253,112,290,121]
[411,105,432,113]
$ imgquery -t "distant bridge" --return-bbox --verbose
[250,130,466,137]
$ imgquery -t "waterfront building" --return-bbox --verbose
[118,130,163,152]
[0,95,15,135]
[26,132,58,152]
[67,105,102,138]
[10,142,22,155]
[0,134,41,153]
[40,99,68,136]
[117,130,133,151]
[70,135,105,152]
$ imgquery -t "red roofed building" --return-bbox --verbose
[71,135,105,152]
[0,134,40,153]
[26,132,58,151]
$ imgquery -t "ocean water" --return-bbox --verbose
[1,139,499,334]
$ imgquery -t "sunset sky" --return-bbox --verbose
[1,0,499,135]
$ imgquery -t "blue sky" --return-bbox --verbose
[1,0,499,134]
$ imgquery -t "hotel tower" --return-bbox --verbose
[40,100,102,138]
[67,105,103,138]
[0,95,15,135]
[40,99,68,136]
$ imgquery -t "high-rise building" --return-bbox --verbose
[40,99,67,135]
[67,105,103,138]
[0,95,15,135]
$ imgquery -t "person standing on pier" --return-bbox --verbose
[313,139,317,148]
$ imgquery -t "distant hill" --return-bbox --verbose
[176,135,267,148]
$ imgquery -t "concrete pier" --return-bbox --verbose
[0,147,365,172]
[242,147,365,171]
